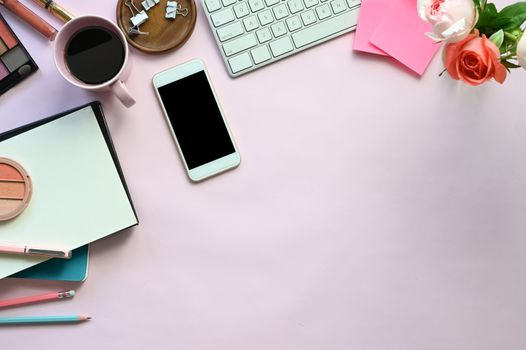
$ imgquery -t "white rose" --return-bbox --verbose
[418,0,478,42]
[517,32,526,69]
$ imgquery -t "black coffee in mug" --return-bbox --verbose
[65,26,125,85]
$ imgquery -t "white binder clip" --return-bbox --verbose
[165,1,189,19]
[130,10,149,27]
[142,0,160,11]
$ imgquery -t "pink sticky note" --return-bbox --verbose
[369,0,441,75]
[353,0,388,56]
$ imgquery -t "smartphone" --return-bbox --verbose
[153,59,241,182]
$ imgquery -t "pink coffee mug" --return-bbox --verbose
[53,16,136,108]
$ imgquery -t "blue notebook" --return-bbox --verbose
[10,245,90,282]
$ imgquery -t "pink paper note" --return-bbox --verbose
[353,0,388,56]
[369,0,441,75]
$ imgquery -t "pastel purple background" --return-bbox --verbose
[2,0,526,349]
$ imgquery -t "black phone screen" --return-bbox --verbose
[157,71,236,170]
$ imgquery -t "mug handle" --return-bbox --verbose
[111,80,136,108]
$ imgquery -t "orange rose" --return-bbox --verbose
[444,31,507,86]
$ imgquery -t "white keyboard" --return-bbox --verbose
[202,0,361,77]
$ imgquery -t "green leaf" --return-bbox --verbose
[490,29,504,48]
[499,2,526,16]
[473,0,481,10]
[476,3,499,35]
[485,2,498,14]
[476,2,526,36]
[502,60,522,69]
[498,2,526,30]
[477,3,498,24]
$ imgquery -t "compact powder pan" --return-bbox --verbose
[0,158,32,221]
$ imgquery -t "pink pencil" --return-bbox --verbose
[0,290,75,309]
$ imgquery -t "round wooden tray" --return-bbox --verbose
[116,0,197,54]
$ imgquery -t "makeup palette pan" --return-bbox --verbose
[0,158,32,222]
[0,13,38,96]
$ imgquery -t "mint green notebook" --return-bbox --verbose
[10,245,90,282]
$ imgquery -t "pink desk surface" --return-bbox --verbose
[2,1,526,349]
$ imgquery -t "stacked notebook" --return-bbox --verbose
[0,102,138,281]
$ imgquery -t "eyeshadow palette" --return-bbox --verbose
[0,157,32,222]
[0,13,38,96]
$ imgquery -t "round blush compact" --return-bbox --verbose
[0,158,32,222]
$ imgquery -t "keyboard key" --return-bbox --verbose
[292,10,358,47]
[223,33,258,56]
[228,52,253,73]
[286,16,302,31]
[250,46,272,64]
[217,21,244,41]
[243,16,260,31]
[256,27,272,43]
[287,0,304,14]
[265,0,279,6]
[315,3,331,19]
[300,9,316,25]
[211,8,235,27]
[272,4,289,20]
[269,36,294,56]
[346,0,360,7]
[303,0,319,8]
[330,0,347,14]
[271,22,287,37]
[233,2,250,18]
[258,9,274,26]
[205,0,222,12]
[222,0,237,5]
[248,0,265,12]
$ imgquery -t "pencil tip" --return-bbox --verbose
[87,317,92,320]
